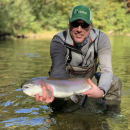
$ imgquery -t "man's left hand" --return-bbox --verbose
[81,78,104,98]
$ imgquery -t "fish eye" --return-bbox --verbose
[24,86,29,89]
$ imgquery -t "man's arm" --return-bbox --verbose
[82,32,113,98]
[49,36,67,79]
[97,32,113,93]
[35,36,67,103]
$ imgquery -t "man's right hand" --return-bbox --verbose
[35,85,54,103]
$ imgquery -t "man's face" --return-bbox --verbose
[69,19,92,45]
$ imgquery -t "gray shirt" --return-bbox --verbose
[49,29,113,93]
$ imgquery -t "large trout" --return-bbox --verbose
[21,77,91,103]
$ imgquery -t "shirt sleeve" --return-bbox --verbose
[49,36,67,79]
[97,32,113,93]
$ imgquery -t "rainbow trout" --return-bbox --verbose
[21,77,91,103]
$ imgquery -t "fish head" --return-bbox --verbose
[21,82,43,97]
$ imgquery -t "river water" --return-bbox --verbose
[0,36,130,130]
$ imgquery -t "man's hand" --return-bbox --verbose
[81,78,104,98]
[35,84,54,103]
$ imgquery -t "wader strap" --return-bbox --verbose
[79,95,88,107]
[66,48,72,64]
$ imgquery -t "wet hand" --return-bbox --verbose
[81,78,104,98]
[35,85,54,103]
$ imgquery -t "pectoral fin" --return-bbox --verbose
[70,95,79,103]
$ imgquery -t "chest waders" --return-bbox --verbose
[56,28,100,79]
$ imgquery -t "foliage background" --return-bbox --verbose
[0,0,130,35]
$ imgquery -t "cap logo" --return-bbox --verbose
[70,5,92,24]
[74,9,87,15]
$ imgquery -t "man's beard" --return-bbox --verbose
[73,39,86,46]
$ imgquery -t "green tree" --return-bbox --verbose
[86,0,129,33]
[0,0,38,35]
[0,0,130,35]
[29,0,89,30]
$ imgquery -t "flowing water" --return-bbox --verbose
[0,36,130,130]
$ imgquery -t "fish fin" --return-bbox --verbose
[70,95,79,103]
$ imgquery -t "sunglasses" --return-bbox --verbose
[71,21,90,28]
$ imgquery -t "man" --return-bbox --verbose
[36,5,122,111]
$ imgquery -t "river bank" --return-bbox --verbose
[0,30,130,40]
[0,31,59,40]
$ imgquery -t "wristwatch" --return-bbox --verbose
[99,87,105,98]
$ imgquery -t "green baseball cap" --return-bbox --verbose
[70,5,92,24]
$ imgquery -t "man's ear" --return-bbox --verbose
[91,21,94,28]
[69,21,73,30]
